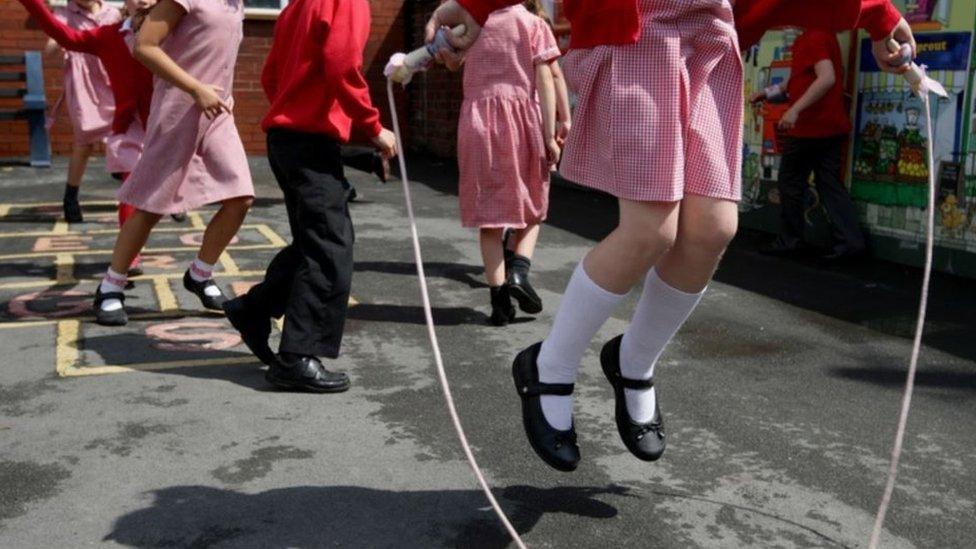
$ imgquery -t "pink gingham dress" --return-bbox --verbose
[457,6,560,228]
[560,0,743,202]
[118,0,253,215]
[55,0,119,145]
[104,19,143,175]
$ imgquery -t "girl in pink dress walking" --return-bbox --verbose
[49,0,120,223]
[455,1,561,326]
[92,0,254,326]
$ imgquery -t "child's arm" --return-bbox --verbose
[549,61,571,147]
[778,60,834,131]
[536,62,559,165]
[43,38,62,58]
[134,0,229,119]
[15,0,99,54]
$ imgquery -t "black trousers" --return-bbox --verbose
[777,135,865,252]
[245,129,354,358]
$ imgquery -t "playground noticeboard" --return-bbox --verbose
[850,30,976,250]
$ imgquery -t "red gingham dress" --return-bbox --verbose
[560,0,743,203]
[457,6,561,228]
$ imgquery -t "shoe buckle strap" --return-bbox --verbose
[616,373,654,390]
[520,381,574,397]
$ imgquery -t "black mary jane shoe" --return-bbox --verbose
[63,197,83,223]
[223,297,275,366]
[183,270,227,311]
[600,335,666,462]
[93,287,128,326]
[506,254,542,315]
[266,355,351,393]
[489,285,517,326]
[512,342,580,472]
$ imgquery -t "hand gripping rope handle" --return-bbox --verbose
[385,27,528,549]
[868,43,946,549]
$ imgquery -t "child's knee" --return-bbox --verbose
[225,196,254,213]
[677,218,738,256]
[621,220,678,255]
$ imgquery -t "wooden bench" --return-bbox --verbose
[0,52,51,167]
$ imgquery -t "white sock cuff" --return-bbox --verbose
[190,258,215,280]
[576,261,628,303]
[103,268,127,288]
[645,268,705,306]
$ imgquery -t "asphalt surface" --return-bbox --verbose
[0,156,973,548]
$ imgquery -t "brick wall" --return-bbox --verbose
[0,0,409,159]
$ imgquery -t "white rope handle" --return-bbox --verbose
[867,93,936,549]
[386,79,528,549]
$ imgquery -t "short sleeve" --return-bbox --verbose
[802,31,833,64]
[170,0,193,14]
[531,17,560,65]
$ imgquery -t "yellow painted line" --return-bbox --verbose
[0,223,268,239]
[60,356,257,377]
[0,200,117,209]
[218,252,240,276]
[349,296,359,307]
[51,220,69,235]
[0,204,11,218]
[153,277,178,312]
[255,224,288,248]
[187,211,207,230]
[54,253,76,284]
[0,270,269,291]
[55,320,80,377]
[0,244,279,262]
[0,309,226,331]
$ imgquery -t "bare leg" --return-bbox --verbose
[110,210,163,274]
[583,199,681,294]
[512,224,541,260]
[66,142,94,189]
[479,227,507,287]
[655,195,739,292]
[196,197,253,264]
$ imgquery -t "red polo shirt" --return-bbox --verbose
[787,30,852,138]
[261,0,382,141]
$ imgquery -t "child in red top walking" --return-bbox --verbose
[91,0,255,326]
[223,0,396,393]
[17,0,157,275]
[428,0,915,472]
[454,1,562,326]
[47,0,119,224]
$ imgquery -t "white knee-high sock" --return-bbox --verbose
[619,268,704,423]
[537,261,627,430]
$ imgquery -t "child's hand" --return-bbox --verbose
[192,84,230,119]
[556,120,571,147]
[545,137,561,166]
[748,91,766,104]
[872,17,916,75]
[777,107,798,131]
[372,128,398,159]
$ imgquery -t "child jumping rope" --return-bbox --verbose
[223,0,396,393]
[17,0,157,277]
[93,0,254,326]
[454,1,561,326]
[427,0,914,471]
[48,0,119,224]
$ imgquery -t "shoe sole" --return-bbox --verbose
[508,284,542,315]
[265,371,350,393]
[95,314,128,327]
[511,355,578,472]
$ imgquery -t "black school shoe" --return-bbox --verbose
[489,285,516,326]
[182,270,227,311]
[223,297,275,366]
[266,354,350,393]
[93,287,128,326]
[600,335,666,461]
[506,254,542,314]
[512,342,580,472]
[63,197,83,223]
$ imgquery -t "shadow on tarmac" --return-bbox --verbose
[104,484,627,548]
[830,365,976,391]
[355,261,488,289]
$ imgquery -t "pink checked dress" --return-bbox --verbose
[118,0,253,215]
[457,6,560,228]
[560,0,743,202]
[55,0,119,145]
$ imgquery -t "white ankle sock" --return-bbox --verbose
[619,268,704,423]
[98,268,127,312]
[189,258,221,297]
[537,261,627,430]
